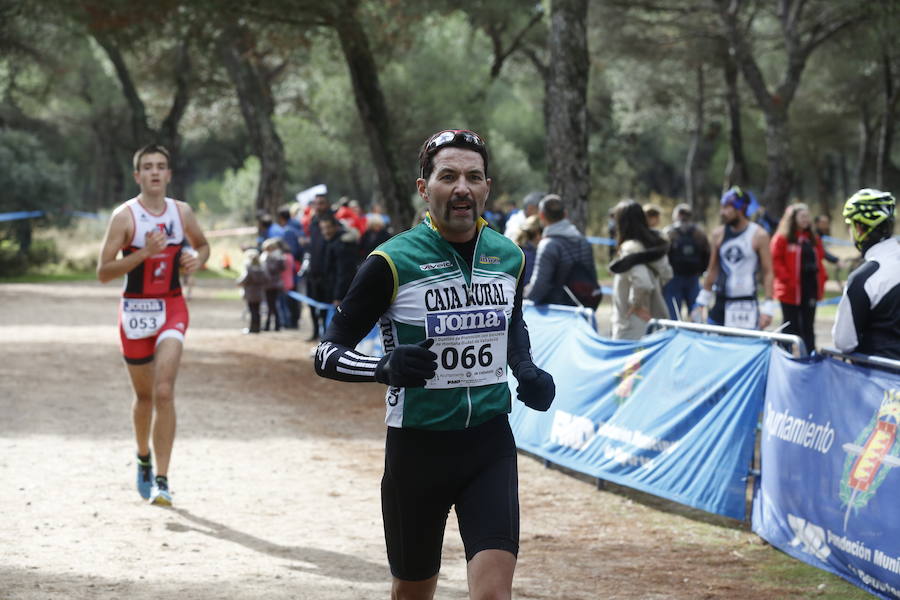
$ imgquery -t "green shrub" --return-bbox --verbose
[0,238,61,277]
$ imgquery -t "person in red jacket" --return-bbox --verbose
[770,203,826,353]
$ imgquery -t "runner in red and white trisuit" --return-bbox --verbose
[97,144,209,506]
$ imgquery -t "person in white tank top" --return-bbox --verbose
[96,144,209,506]
[693,186,775,331]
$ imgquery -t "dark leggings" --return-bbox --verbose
[781,301,816,353]
[264,289,281,331]
[247,301,261,332]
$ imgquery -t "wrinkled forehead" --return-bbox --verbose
[430,146,486,175]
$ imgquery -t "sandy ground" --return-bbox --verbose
[0,278,861,600]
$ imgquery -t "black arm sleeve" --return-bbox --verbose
[314,254,394,382]
[507,271,533,372]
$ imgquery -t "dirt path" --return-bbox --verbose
[0,279,860,599]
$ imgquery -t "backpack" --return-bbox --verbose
[563,259,601,309]
[667,225,702,276]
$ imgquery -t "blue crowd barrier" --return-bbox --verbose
[0,210,44,222]
[513,304,900,597]
[0,210,103,222]
[287,289,383,355]
[587,236,616,246]
[753,350,900,599]
[511,304,770,520]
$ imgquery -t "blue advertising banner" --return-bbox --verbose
[510,304,770,520]
[753,351,900,599]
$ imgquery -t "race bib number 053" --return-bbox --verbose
[425,308,508,390]
[122,298,166,340]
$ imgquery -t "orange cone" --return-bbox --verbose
[222,252,232,270]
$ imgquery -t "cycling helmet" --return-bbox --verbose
[842,188,895,250]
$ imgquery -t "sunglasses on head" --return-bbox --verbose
[425,130,485,153]
[420,130,487,178]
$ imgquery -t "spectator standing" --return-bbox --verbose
[320,216,360,307]
[305,193,333,341]
[832,189,900,359]
[256,212,285,249]
[606,207,617,260]
[504,191,542,241]
[610,200,673,340]
[662,203,710,319]
[335,198,367,236]
[694,186,775,330]
[276,239,297,329]
[752,203,779,235]
[643,203,662,231]
[771,203,826,353]
[360,213,391,258]
[276,205,304,329]
[525,194,599,308]
[814,214,841,266]
[260,238,285,332]
[513,214,542,285]
[236,248,268,334]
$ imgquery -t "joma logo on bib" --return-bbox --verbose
[426,309,505,337]
[424,282,509,311]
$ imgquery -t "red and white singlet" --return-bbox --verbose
[117,197,189,364]
[121,196,186,297]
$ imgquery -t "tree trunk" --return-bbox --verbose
[855,106,876,188]
[814,152,836,219]
[332,3,412,231]
[877,49,899,189]
[545,0,590,232]
[760,106,793,218]
[722,47,750,190]
[218,24,287,217]
[94,32,191,202]
[684,64,705,209]
[838,151,849,205]
[715,0,860,221]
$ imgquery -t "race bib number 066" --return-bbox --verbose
[122,298,165,340]
[425,308,508,390]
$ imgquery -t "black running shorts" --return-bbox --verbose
[381,414,519,581]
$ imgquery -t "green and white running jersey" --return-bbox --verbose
[372,214,525,430]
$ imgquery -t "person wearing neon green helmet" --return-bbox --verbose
[831,189,899,359]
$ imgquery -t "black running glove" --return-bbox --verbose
[375,339,438,388]
[513,361,555,411]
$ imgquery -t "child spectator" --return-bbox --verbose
[260,237,286,332]
[276,239,298,329]
[236,248,268,334]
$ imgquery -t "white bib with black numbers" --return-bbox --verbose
[121,298,165,339]
[425,308,508,389]
[723,298,758,330]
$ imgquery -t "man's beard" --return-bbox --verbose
[721,213,741,227]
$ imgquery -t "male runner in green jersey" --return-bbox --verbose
[314,129,554,600]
